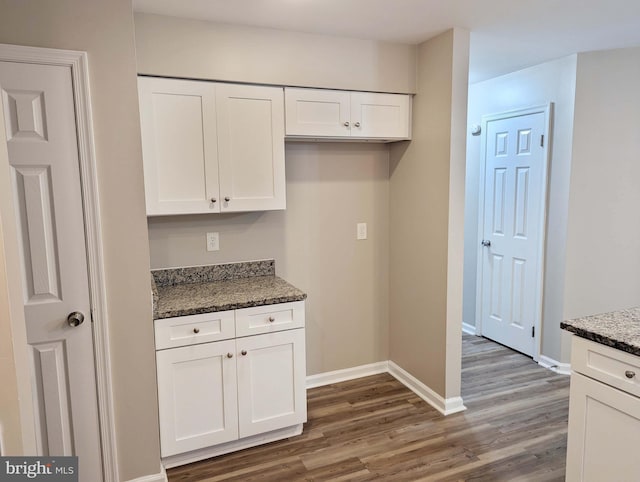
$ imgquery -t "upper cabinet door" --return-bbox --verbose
[284,87,411,141]
[350,92,411,140]
[216,84,286,212]
[284,88,350,137]
[138,77,220,215]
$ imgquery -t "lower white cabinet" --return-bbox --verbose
[566,337,640,481]
[156,339,239,456]
[154,302,307,460]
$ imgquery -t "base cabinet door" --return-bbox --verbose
[236,329,307,438]
[566,372,640,482]
[156,340,238,457]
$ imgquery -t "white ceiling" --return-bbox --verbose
[132,0,640,83]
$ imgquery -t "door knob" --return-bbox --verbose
[67,311,85,327]
[481,240,491,247]
[210,198,217,203]
[343,121,350,127]
[224,196,230,202]
[354,122,361,127]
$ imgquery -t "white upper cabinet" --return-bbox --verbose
[285,87,411,141]
[138,77,286,216]
[138,77,218,215]
[216,84,286,212]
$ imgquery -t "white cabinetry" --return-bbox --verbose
[154,302,306,463]
[284,87,411,141]
[566,337,640,481]
[138,77,285,216]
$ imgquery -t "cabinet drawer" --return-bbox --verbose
[571,336,640,398]
[235,301,305,337]
[155,311,235,350]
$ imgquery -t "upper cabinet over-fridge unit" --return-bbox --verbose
[138,77,286,216]
[284,87,412,141]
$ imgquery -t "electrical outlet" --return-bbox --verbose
[356,223,367,240]
[206,232,219,251]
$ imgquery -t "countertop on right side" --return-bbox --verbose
[561,306,640,357]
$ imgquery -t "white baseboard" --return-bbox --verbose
[462,322,477,335]
[126,465,167,482]
[306,361,389,389]
[538,355,571,375]
[387,361,466,416]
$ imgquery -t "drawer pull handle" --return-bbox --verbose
[193,328,200,334]
[226,353,233,358]
[241,350,247,356]
[625,370,636,379]
[268,316,275,323]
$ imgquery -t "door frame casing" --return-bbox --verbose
[0,44,117,480]
[474,103,553,362]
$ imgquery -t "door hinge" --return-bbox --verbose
[532,326,535,337]
[540,135,544,147]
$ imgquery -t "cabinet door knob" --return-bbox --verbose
[210,198,217,203]
[354,122,361,128]
[625,370,636,379]
[241,350,247,356]
[193,328,200,334]
[268,316,275,322]
[343,121,350,127]
[224,196,230,202]
[226,352,233,358]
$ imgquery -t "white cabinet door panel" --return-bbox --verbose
[285,88,350,137]
[156,340,238,457]
[216,84,285,212]
[138,77,219,215]
[351,92,410,139]
[566,372,640,482]
[236,329,307,438]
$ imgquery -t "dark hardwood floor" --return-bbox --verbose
[167,334,570,481]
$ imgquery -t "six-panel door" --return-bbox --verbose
[156,339,239,457]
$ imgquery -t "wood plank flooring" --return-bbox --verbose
[167,335,570,481]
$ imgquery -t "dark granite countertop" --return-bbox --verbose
[151,260,306,320]
[561,307,640,356]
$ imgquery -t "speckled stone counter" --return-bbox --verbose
[151,260,306,320]
[561,307,640,356]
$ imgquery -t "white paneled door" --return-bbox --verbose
[0,61,102,479]
[479,109,549,357]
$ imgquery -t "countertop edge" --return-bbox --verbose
[561,320,640,357]
[155,293,307,320]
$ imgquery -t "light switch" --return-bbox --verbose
[206,232,219,251]
[356,223,367,240]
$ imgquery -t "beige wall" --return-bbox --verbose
[149,143,390,374]
[0,1,159,479]
[134,13,417,94]
[388,29,469,399]
[564,47,640,339]
[465,55,578,363]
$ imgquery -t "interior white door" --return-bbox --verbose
[480,110,547,357]
[0,61,102,478]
